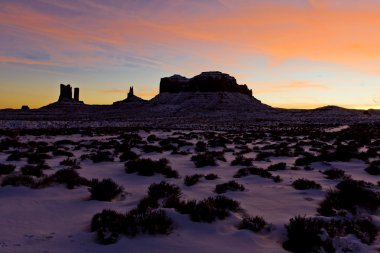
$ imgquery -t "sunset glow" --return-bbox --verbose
[1,0,380,109]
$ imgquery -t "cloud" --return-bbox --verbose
[2,0,380,73]
[250,80,331,94]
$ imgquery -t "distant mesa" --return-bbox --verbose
[113,86,146,106]
[21,105,30,110]
[160,71,253,97]
[58,84,83,103]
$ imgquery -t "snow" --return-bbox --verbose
[0,129,379,252]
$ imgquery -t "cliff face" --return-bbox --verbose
[160,71,252,96]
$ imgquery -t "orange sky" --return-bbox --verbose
[1,0,380,109]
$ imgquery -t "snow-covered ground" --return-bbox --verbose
[0,128,379,252]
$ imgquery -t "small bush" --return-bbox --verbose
[233,167,272,179]
[205,173,218,180]
[184,174,203,186]
[365,161,380,175]
[89,178,123,201]
[21,165,44,177]
[272,175,283,183]
[53,169,89,189]
[191,153,217,168]
[185,196,241,223]
[283,216,333,253]
[195,141,207,152]
[119,150,139,162]
[147,134,159,143]
[91,208,174,244]
[267,162,287,171]
[283,215,379,252]
[125,209,173,236]
[318,179,380,216]
[322,168,349,180]
[214,180,245,194]
[125,158,178,178]
[26,153,52,164]
[60,157,80,169]
[82,151,114,163]
[231,155,253,166]
[137,196,160,211]
[237,216,267,232]
[91,209,125,245]
[292,179,321,190]
[2,175,35,187]
[0,163,16,175]
[7,151,28,161]
[142,145,163,153]
[147,181,182,200]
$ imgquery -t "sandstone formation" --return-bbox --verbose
[113,86,146,106]
[160,71,252,96]
[58,84,81,102]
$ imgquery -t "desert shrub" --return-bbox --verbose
[283,216,334,253]
[237,216,267,232]
[89,178,123,201]
[233,167,272,179]
[292,179,321,190]
[34,175,55,188]
[322,168,349,180]
[52,149,74,157]
[125,209,173,236]
[147,181,182,200]
[205,173,218,180]
[91,208,173,244]
[183,196,241,223]
[255,151,274,161]
[91,209,125,245]
[215,180,245,194]
[283,215,378,252]
[53,169,89,189]
[20,165,44,177]
[191,153,217,167]
[0,138,23,151]
[267,162,287,171]
[119,150,139,162]
[60,158,80,169]
[2,175,35,187]
[191,151,225,168]
[6,151,29,161]
[0,163,16,175]
[231,155,253,166]
[195,141,207,152]
[26,153,51,164]
[272,175,283,183]
[294,154,317,166]
[82,151,114,163]
[318,179,380,216]
[157,139,177,151]
[137,196,160,211]
[208,136,229,148]
[365,161,380,175]
[125,158,178,178]
[184,174,203,186]
[142,145,163,153]
[35,145,54,154]
[147,134,159,143]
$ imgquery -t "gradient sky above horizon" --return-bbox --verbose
[1,0,380,109]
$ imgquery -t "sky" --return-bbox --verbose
[1,0,380,109]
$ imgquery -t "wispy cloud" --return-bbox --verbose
[251,80,331,94]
